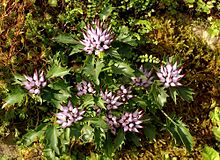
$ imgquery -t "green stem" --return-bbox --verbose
[160,109,177,125]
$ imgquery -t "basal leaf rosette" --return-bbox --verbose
[80,19,114,56]
[156,62,185,88]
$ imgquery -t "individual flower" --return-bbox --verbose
[101,90,123,110]
[80,19,114,55]
[116,85,133,102]
[106,113,120,134]
[131,65,154,88]
[119,110,144,133]
[56,101,85,128]
[76,80,96,96]
[23,70,47,95]
[156,62,185,88]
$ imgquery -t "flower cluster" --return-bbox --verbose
[106,110,144,134]
[56,101,85,128]
[76,80,96,96]
[116,85,133,102]
[23,70,47,95]
[101,90,122,110]
[156,62,185,88]
[80,19,114,55]
[131,65,154,88]
[106,113,120,134]
[119,110,144,133]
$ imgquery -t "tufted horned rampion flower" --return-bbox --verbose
[76,80,96,96]
[56,100,85,128]
[119,110,144,133]
[156,62,185,88]
[101,90,123,110]
[131,65,154,88]
[80,19,114,55]
[23,70,47,95]
[106,113,120,134]
[116,85,133,102]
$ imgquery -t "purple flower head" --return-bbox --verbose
[80,19,114,56]
[56,100,85,128]
[101,90,123,110]
[116,85,133,102]
[23,70,47,95]
[156,62,185,88]
[106,113,120,134]
[119,110,144,133]
[76,80,96,96]
[131,65,154,88]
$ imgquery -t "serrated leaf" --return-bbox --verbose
[143,124,156,141]
[127,133,141,147]
[112,61,134,77]
[165,118,193,152]
[213,127,220,142]
[116,26,137,46]
[94,128,106,149]
[100,5,114,21]
[202,145,220,160]
[2,86,27,108]
[47,63,70,79]
[169,87,178,104]
[176,87,194,102]
[42,88,66,108]
[70,44,84,55]
[80,125,94,143]
[21,123,47,146]
[84,117,108,130]
[209,107,220,126]
[114,128,125,152]
[106,48,122,60]
[45,125,60,155]
[83,55,104,85]
[53,34,79,44]
[104,133,114,157]
[149,81,169,108]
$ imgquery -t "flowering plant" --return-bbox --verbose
[2,16,194,159]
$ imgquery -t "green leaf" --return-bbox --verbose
[83,55,104,85]
[21,123,47,146]
[47,63,70,79]
[202,145,220,160]
[45,125,60,155]
[165,118,193,152]
[94,128,106,149]
[127,133,141,147]
[104,133,114,157]
[176,87,194,102]
[2,86,27,108]
[213,127,220,142]
[53,34,79,44]
[100,5,114,21]
[84,117,108,130]
[143,124,156,142]
[169,87,178,104]
[114,128,125,152]
[112,61,134,77]
[209,107,220,126]
[148,81,169,108]
[69,44,84,55]
[116,26,137,46]
[80,125,94,143]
